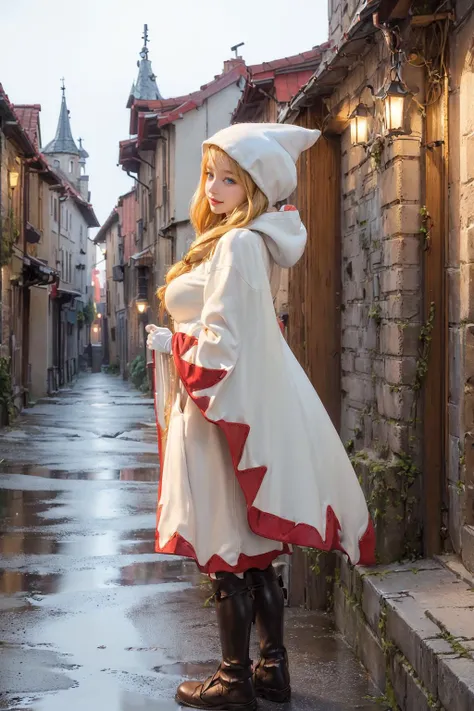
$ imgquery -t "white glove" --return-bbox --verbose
[145,324,173,354]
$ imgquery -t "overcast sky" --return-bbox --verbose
[0,0,328,229]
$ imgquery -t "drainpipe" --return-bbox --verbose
[0,120,3,318]
[126,171,150,192]
[21,161,30,402]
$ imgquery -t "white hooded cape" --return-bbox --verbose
[152,208,375,574]
[152,123,375,574]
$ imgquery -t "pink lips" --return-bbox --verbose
[209,197,223,206]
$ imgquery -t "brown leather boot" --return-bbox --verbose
[245,565,291,703]
[175,572,257,710]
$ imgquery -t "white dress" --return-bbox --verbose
[153,209,375,574]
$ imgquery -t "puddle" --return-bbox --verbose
[0,560,192,595]
[153,660,218,677]
[0,465,159,482]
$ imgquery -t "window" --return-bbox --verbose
[50,194,53,215]
[53,198,58,222]
[69,213,72,230]
[61,249,64,277]
[69,160,74,173]
[54,159,60,169]
[69,253,72,282]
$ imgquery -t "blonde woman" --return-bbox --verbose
[147,123,375,710]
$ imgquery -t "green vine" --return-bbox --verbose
[0,208,20,267]
[0,356,15,425]
[368,303,382,326]
[413,301,435,393]
[83,299,96,325]
[419,206,433,251]
[366,134,385,171]
[302,548,323,575]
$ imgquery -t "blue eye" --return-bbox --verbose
[224,177,236,185]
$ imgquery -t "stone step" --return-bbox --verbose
[334,554,474,711]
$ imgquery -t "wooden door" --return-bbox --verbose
[288,109,342,429]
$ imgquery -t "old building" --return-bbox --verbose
[43,84,99,387]
[14,104,62,401]
[116,188,137,372]
[94,188,141,378]
[231,0,474,706]
[1,87,60,418]
[278,0,474,574]
[93,207,124,370]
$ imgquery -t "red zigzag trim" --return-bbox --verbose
[154,333,376,570]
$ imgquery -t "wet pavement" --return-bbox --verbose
[0,373,385,710]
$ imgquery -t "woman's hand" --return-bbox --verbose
[145,324,173,354]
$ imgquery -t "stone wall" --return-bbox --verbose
[328,0,364,47]
[324,36,426,561]
[334,554,474,711]
[448,4,474,573]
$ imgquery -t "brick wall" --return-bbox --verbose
[324,37,426,560]
[448,9,474,572]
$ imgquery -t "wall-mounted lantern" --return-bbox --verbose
[350,103,371,146]
[8,170,19,190]
[136,298,148,315]
[377,61,412,136]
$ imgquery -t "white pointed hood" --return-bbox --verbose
[249,207,307,269]
[203,123,320,206]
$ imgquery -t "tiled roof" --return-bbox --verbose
[129,60,247,135]
[13,104,41,150]
[232,45,328,123]
[94,208,119,244]
[248,45,330,77]
[158,63,247,128]
[0,84,37,156]
[280,1,387,122]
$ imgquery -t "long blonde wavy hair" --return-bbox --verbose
[157,144,269,310]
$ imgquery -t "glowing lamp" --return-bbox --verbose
[136,298,148,314]
[9,170,19,190]
[378,76,411,136]
[350,103,370,145]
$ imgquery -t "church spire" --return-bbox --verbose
[43,79,79,155]
[127,25,163,107]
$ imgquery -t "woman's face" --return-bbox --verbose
[204,153,246,216]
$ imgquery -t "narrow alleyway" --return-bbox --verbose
[0,373,383,711]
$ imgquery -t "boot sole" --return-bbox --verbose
[175,693,258,710]
[256,686,291,703]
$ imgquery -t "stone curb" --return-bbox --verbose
[334,555,474,711]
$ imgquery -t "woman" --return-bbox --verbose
[147,123,375,710]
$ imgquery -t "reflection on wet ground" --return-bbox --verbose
[0,373,383,710]
[0,464,160,481]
